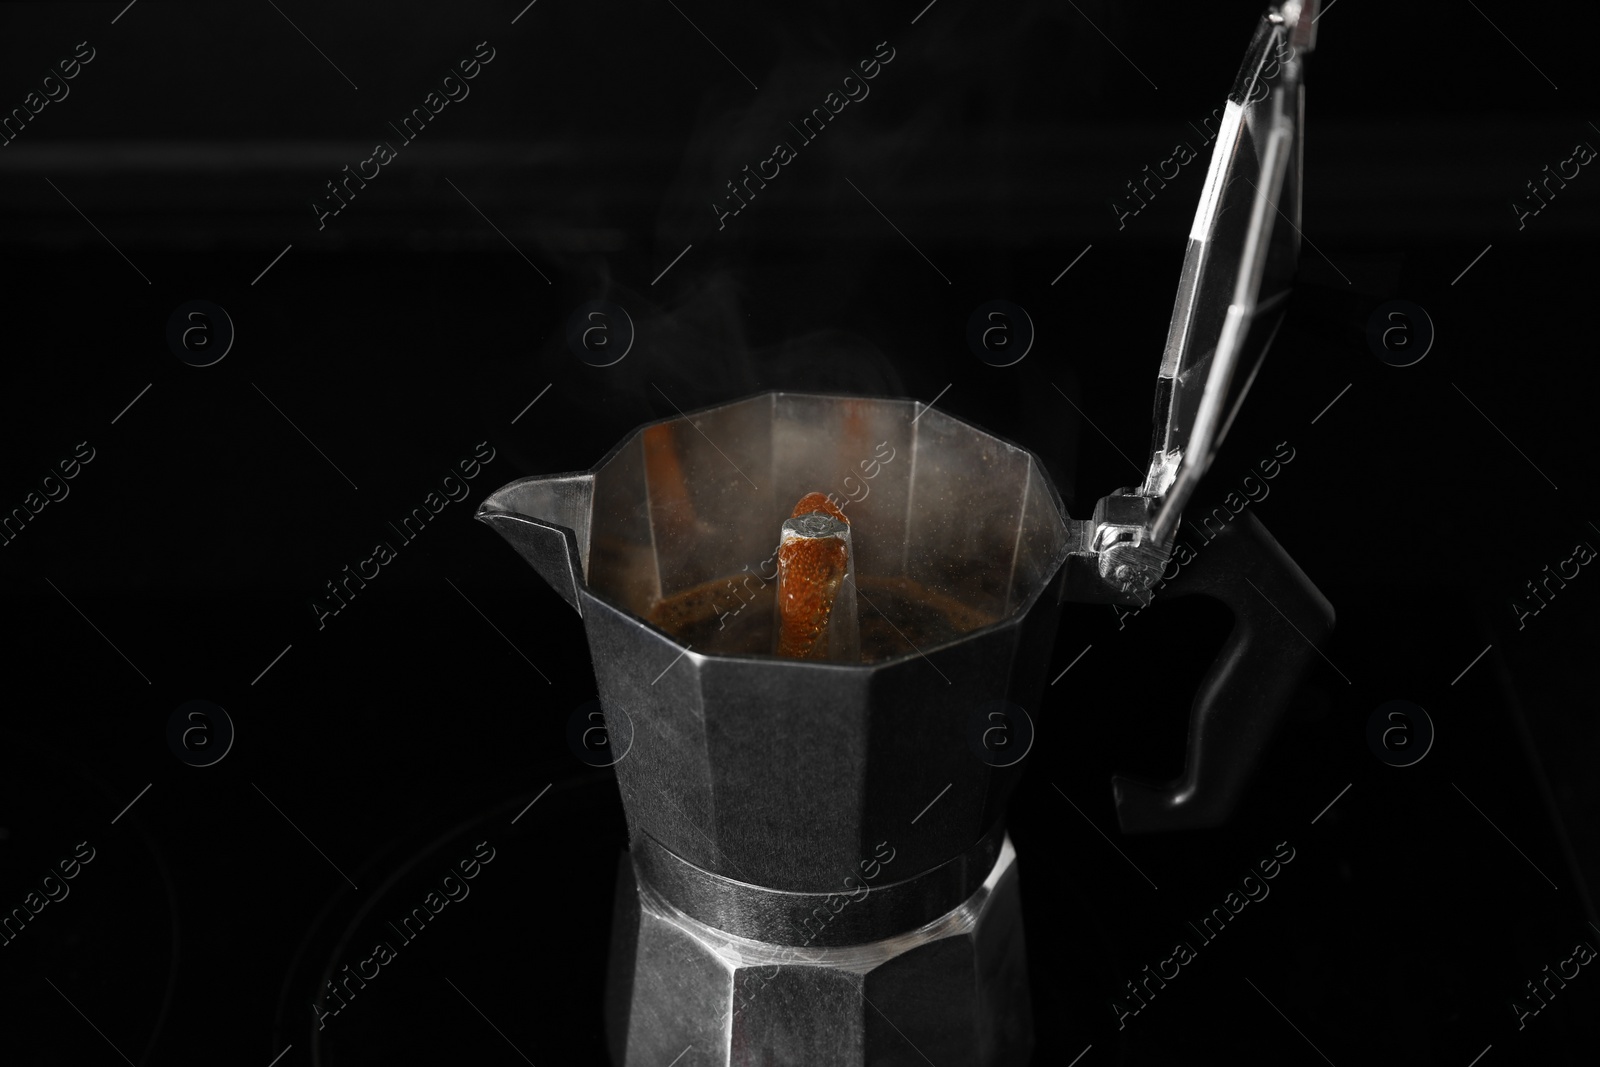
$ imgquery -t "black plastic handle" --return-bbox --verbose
[1112,509,1334,834]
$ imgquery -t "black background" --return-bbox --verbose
[1,1,1597,1064]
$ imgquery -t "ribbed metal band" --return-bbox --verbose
[630,820,1008,948]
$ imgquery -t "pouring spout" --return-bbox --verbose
[475,473,595,615]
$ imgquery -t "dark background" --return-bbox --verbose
[1,1,1597,1064]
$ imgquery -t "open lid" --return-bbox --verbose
[1138,0,1319,546]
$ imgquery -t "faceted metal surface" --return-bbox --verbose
[605,837,1033,1067]
[480,391,1072,642]
[478,392,1073,893]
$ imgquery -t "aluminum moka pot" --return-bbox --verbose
[478,3,1329,1063]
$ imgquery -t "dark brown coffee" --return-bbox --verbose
[647,573,995,662]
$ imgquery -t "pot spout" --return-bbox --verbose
[475,473,595,615]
